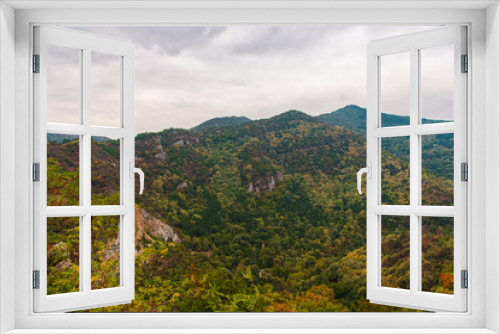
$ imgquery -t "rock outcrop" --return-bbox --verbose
[177,181,187,189]
[136,135,168,162]
[247,171,284,193]
[135,206,181,254]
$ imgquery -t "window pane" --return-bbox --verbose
[380,52,410,127]
[47,44,81,124]
[47,133,80,206]
[91,136,120,205]
[420,44,454,124]
[91,216,120,290]
[381,137,410,205]
[421,133,454,206]
[47,217,80,295]
[381,215,410,290]
[421,217,454,294]
[91,52,121,127]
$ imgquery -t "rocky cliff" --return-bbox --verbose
[135,206,181,254]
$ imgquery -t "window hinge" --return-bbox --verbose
[461,162,468,182]
[33,54,40,73]
[33,270,40,289]
[33,163,40,182]
[461,270,468,289]
[461,54,468,73]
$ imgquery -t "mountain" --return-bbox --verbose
[192,116,252,132]
[47,133,111,143]
[317,104,448,136]
[48,107,454,313]
[318,105,453,180]
[192,105,453,180]
[192,105,451,138]
[317,105,368,135]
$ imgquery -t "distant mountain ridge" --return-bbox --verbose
[317,104,449,135]
[192,116,252,132]
[317,105,368,135]
[192,104,449,136]
[47,133,111,143]
[189,105,453,180]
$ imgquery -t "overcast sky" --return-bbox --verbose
[48,26,453,134]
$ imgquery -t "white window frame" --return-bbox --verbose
[366,26,468,312]
[1,1,499,333]
[33,25,136,313]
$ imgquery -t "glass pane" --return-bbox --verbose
[380,52,410,127]
[420,44,454,123]
[91,136,120,205]
[421,217,454,294]
[91,216,120,290]
[381,215,410,289]
[47,133,80,206]
[47,44,81,124]
[421,133,454,206]
[381,137,410,205]
[47,217,80,295]
[91,52,121,127]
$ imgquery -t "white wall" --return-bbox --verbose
[0,2,16,333]
[5,4,492,332]
[486,2,500,333]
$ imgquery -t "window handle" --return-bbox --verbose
[357,162,371,195]
[130,162,145,195]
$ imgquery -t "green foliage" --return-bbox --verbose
[91,216,121,290]
[47,106,454,313]
[47,217,80,295]
[319,105,453,180]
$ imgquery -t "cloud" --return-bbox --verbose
[46,44,81,124]
[72,26,227,56]
[229,26,344,55]
[54,25,451,133]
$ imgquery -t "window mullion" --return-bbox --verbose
[81,47,92,294]
[89,127,131,138]
[409,47,420,294]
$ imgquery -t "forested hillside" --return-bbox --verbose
[46,105,454,312]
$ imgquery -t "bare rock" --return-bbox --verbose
[135,207,181,254]
[247,173,278,193]
[155,151,167,162]
[173,139,185,146]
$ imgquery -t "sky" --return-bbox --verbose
[47,26,454,134]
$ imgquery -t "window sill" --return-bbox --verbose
[3,330,498,334]
[4,329,499,334]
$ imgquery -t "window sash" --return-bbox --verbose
[366,26,468,312]
[33,25,136,313]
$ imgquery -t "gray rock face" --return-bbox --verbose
[139,135,168,162]
[155,150,167,162]
[173,139,185,146]
[247,171,283,193]
[135,207,181,254]
[152,141,167,162]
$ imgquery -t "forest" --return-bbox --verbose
[46,105,454,312]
